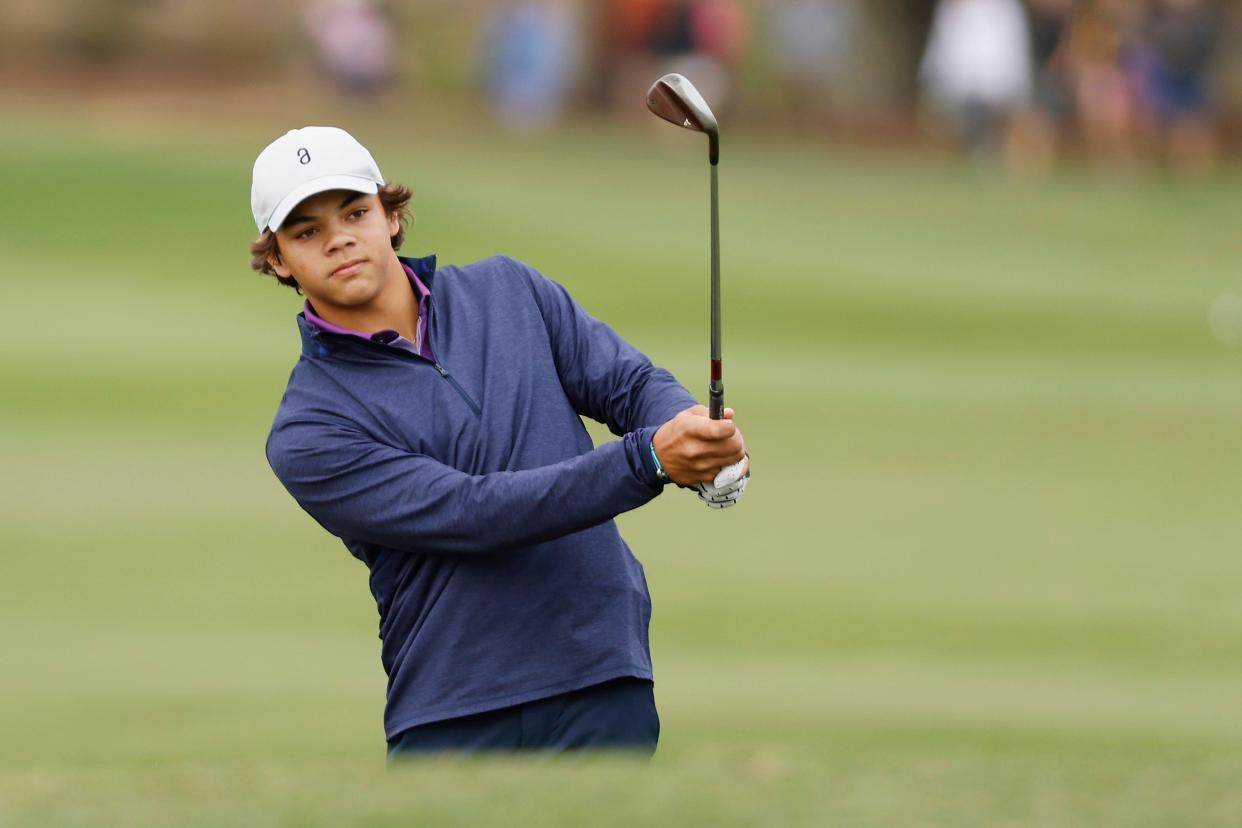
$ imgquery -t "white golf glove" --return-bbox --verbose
[695,456,749,509]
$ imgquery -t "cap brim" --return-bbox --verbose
[265,175,381,231]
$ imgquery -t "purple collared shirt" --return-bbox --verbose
[303,262,435,361]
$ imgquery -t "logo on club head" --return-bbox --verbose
[683,119,692,127]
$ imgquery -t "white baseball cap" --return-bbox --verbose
[251,126,385,232]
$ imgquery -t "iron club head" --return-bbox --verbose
[646,73,719,165]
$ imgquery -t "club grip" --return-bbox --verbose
[709,359,724,419]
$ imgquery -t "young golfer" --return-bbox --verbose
[250,126,749,757]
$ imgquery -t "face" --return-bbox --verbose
[269,189,401,312]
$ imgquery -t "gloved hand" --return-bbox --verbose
[695,455,749,509]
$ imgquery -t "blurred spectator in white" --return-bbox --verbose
[305,0,395,97]
[920,0,1034,159]
[1065,0,1143,169]
[481,0,582,134]
[768,0,860,131]
[1141,0,1221,174]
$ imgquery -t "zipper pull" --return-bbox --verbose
[433,362,449,377]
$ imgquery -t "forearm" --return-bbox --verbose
[269,423,665,555]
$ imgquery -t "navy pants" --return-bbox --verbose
[387,678,659,759]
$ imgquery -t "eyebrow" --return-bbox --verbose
[283,192,367,229]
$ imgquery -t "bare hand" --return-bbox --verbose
[652,405,746,486]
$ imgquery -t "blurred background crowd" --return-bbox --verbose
[2,0,1241,173]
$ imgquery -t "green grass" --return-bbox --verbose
[3,97,1242,825]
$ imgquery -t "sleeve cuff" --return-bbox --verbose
[625,425,668,491]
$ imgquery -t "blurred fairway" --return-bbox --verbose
[3,95,1242,826]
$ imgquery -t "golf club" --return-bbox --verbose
[646,72,724,422]
[647,73,745,491]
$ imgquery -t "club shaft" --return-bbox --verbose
[709,161,723,420]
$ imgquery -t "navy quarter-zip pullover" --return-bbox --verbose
[266,254,697,738]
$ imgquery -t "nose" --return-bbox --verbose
[324,219,356,254]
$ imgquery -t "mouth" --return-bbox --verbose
[331,258,366,278]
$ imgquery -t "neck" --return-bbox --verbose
[309,256,418,340]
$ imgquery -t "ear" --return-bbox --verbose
[268,248,292,279]
[388,210,401,238]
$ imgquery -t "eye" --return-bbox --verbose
[295,227,317,240]
[348,208,368,220]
